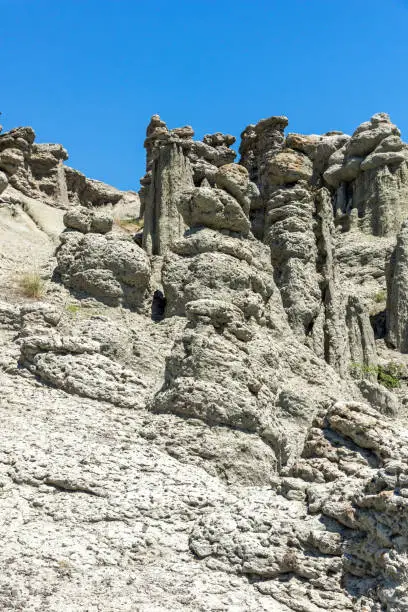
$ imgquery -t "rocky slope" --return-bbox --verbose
[1,112,408,611]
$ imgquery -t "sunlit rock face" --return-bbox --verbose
[0,112,408,611]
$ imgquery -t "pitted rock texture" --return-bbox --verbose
[1,112,408,612]
[56,231,151,309]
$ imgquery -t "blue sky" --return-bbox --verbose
[1,0,407,191]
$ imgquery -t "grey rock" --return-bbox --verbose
[63,206,113,234]
[0,126,36,147]
[323,154,363,187]
[285,131,349,161]
[265,148,313,185]
[346,295,378,371]
[2,110,408,612]
[0,126,138,218]
[90,209,113,234]
[346,112,400,157]
[188,140,236,167]
[239,116,288,184]
[214,163,250,209]
[353,162,408,236]
[374,134,405,153]
[56,232,151,309]
[63,207,93,233]
[177,186,250,233]
[387,221,408,352]
[20,331,148,409]
[0,147,25,174]
[64,167,126,207]
[192,159,219,185]
[203,132,236,147]
[143,141,194,255]
[30,143,68,170]
[185,298,254,342]
[0,170,8,194]
[264,183,321,339]
[361,148,408,171]
[356,378,399,415]
[162,229,276,322]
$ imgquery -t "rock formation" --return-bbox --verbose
[1,112,408,611]
[140,115,237,257]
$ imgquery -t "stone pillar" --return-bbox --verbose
[142,140,193,256]
[386,221,408,352]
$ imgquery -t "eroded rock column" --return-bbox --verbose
[142,117,194,256]
[386,220,408,352]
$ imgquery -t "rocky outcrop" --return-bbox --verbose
[239,116,287,240]
[264,182,321,340]
[190,399,408,610]
[0,125,140,220]
[20,330,148,409]
[56,230,151,309]
[152,148,347,476]
[141,115,237,255]
[386,221,408,352]
[237,112,408,398]
[324,113,408,237]
[142,123,194,255]
[63,206,113,234]
[1,111,408,611]
[0,125,146,309]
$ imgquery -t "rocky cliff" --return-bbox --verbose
[1,112,408,611]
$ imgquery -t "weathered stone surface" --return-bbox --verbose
[266,148,313,184]
[56,232,151,309]
[1,111,408,612]
[345,294,378,370]
[387,221,408,352]
[177,186,250,233]
[0,147,24,174]
[162,230,276,322]
[63,206,113,234]
[214,163,250,207]
[239,115,288,184]
[361,148,408,171]
[346,112,400,157]
[352,162,408,236]
[0,125,139,221]
[0,170,8,194]
[264,183,321,339]
[189,399,408,610]
[320,114,408,242]
[20,330,148,409]
[142,141,194,255]
[30,143,68,169]
[323,153,363,187]
[285,131,349,160]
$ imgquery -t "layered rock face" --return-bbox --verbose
[0,126,140,214]
[238,113,408,386]
[1,113,408,611]
[153,162,346,476]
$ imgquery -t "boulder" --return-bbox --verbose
[56,233,151,309]
[63,206,113,234]
[346,113,400,157]
[265,149,313,184]
[177,186,250,233]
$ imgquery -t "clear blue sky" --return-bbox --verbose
[1,0,407,191]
